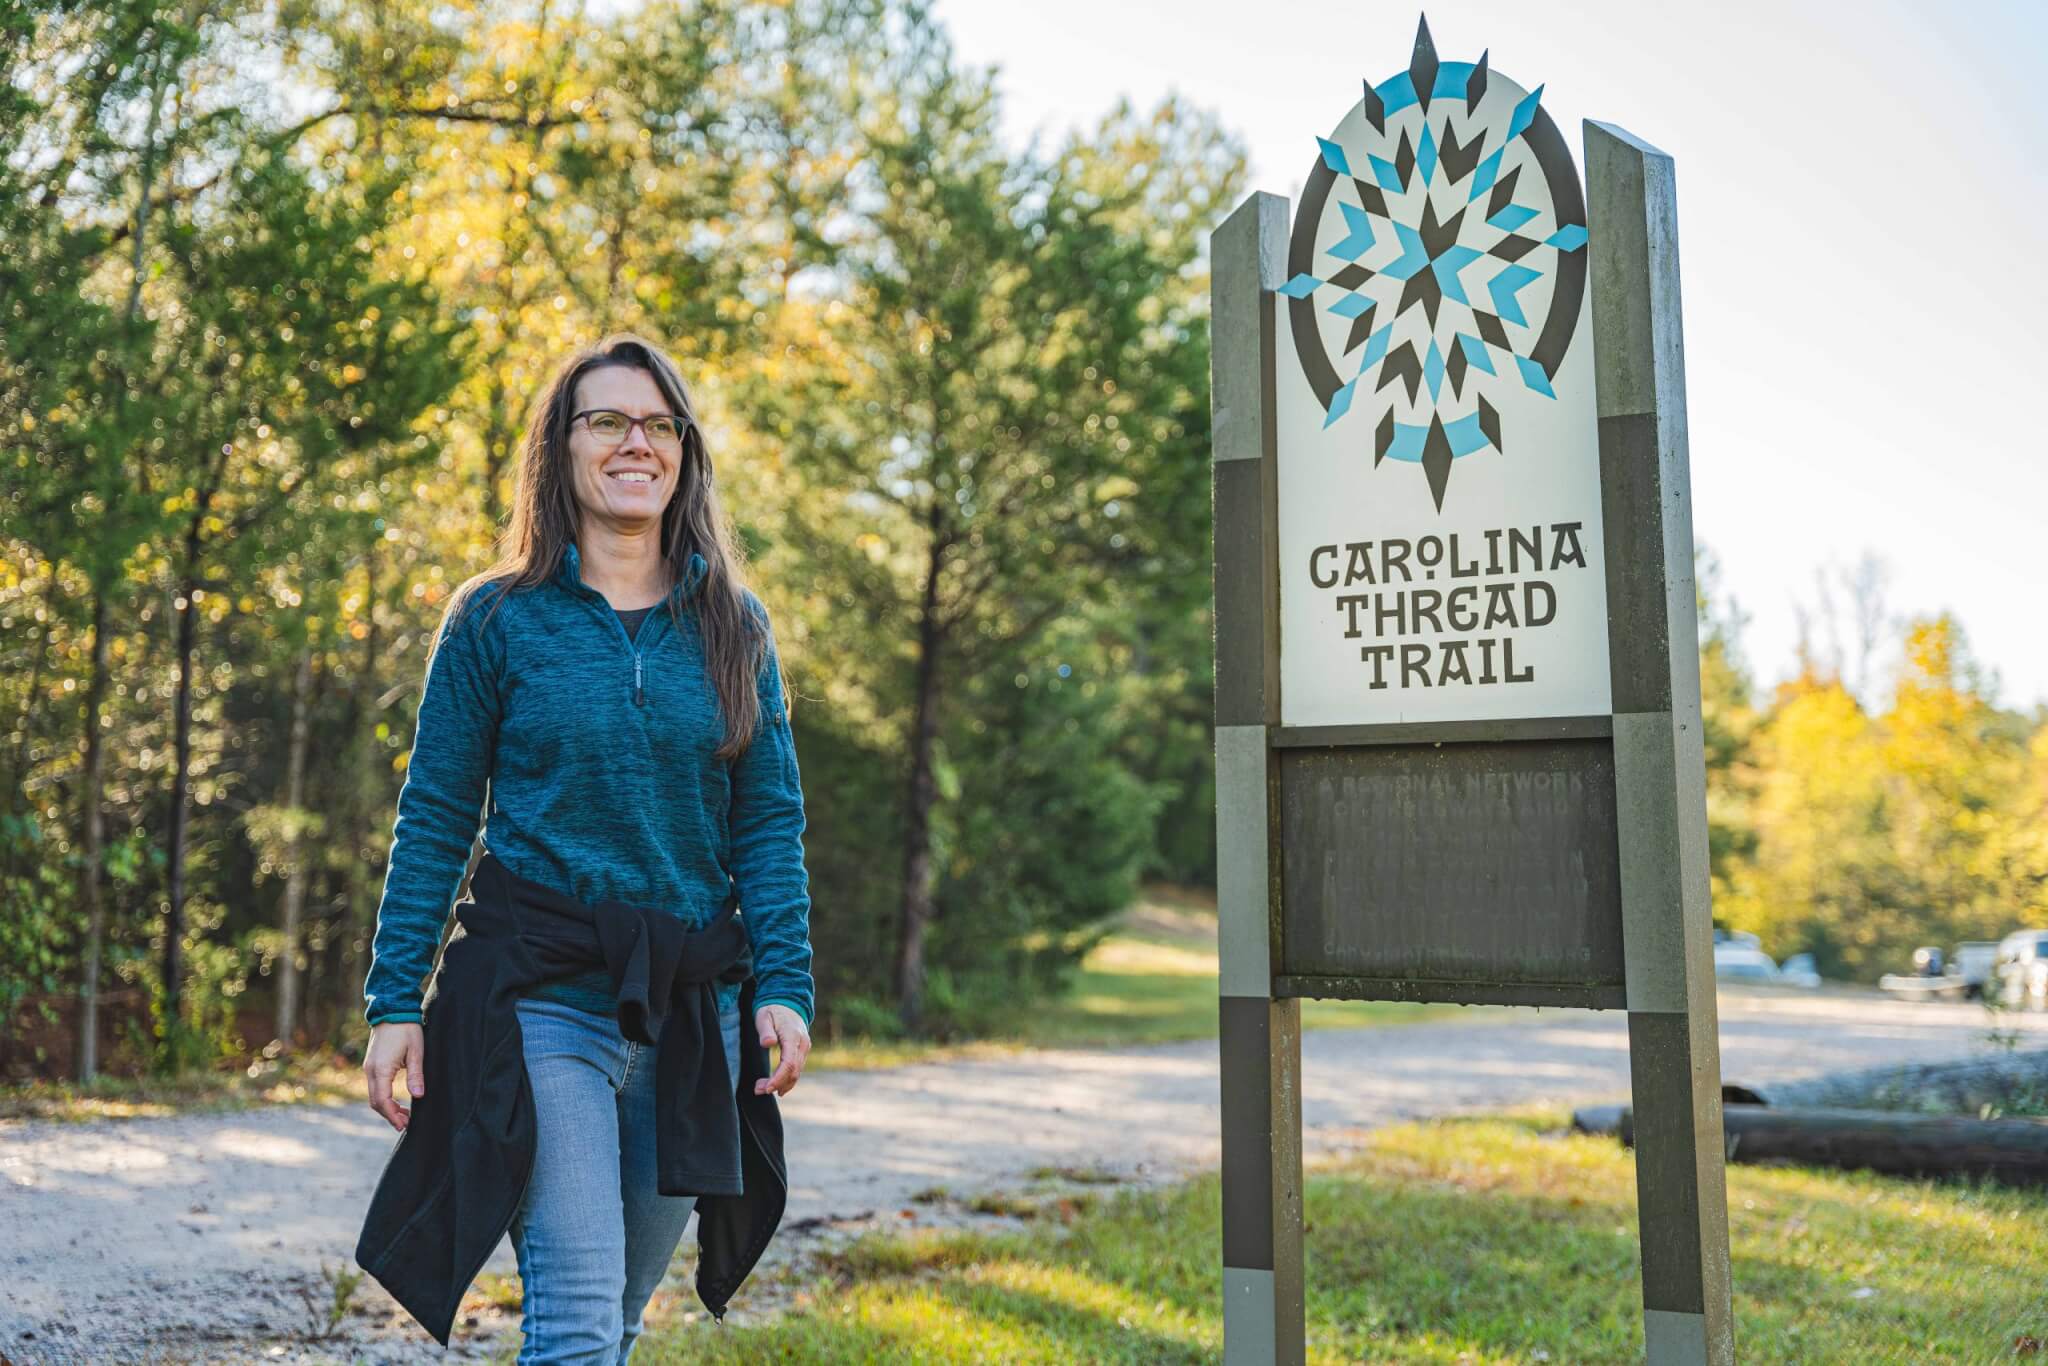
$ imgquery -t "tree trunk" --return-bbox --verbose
[162,543,203,1049]
[83,47,168,1077]
[336,544,384,1031]
[75,589,110,1080]
[1726,1047,2048,1113]
[893,530,946,1034]
[273,645,314,1048]
[1622,1104,2048,1188]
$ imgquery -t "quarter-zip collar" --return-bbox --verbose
[555,541,707,708]
[555,540,709,606]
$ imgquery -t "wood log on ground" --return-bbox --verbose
[1618,1104,2048,1186]
[1721,1047,2048,1111]
[1571,1105,1627,1136]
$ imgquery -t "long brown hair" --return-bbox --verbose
[438,332,778,761]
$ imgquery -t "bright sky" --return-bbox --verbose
[934,0,2048,711]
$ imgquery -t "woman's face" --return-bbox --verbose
[565,364,683,531]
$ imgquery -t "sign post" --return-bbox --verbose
[1212,19,1732,1364]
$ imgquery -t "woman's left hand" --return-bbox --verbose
[753,1003,810,1097]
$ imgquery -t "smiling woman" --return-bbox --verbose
[573,398,687,512]
[356,333,819,1356]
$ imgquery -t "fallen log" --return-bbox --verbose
[1721,1047,2048,1112]
[1570,1104,1627,1137]
[1618,1105,2048,1187]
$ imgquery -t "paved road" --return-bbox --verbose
[2,989,2037,1362]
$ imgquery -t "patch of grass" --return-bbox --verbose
[802,971,1458,1070]
[465,1271,525,1315]
[1124,881,1222,919]
[803,947,1477,1070]
[1024,1163,1124,1186]
[0,1052,361,1123]
[807,905,1480,1073]
[636,1113,2048,1363]
[298,1258,366,1342]
[966,1190,1053,1220]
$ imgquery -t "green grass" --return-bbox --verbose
[806,888,1480,1072]
[0,1052,360,1123]
[614,1112,2048,1364]
[809,941,1467,1072]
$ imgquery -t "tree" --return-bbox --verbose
[0,0,204,1077]
[1793,552,1893,710]
[1725,612,2041,981]
[4,0,1262,1070]
[735,7,1243,1030]
[1724,675,1894,977]
[137,149,465,1061]
[1696,547,1759,910]
[1880,616,2031,948]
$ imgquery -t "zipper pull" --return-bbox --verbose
[634,652,644,706]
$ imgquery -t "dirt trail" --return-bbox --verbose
[2,990,2036,1363]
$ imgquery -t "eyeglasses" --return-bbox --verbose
[571,408,690,452]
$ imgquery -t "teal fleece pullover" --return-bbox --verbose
[362,541,815,1030]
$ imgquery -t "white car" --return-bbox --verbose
[1994,930,2048,1010]
[1776,952,1823,989]
[1712,944,1782,984]
[1953,942,2000,1000]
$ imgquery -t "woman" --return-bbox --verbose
[360,333,816,1362]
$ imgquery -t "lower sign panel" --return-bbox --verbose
[1276,738,1626,1007]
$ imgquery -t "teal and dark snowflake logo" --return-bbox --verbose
[1282,17,1588,511]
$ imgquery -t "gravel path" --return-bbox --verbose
[2,989,2037,1363]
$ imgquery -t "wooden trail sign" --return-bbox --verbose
[1211,18,1733,1364]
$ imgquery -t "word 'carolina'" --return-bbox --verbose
[1305,522,1590,588]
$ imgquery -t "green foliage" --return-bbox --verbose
[1979,1002,2048,1119]
[141,899,256,1071]
[1697,548,1760,906]
[921,640,1160,1037]
[784,710,909,1033]
[0,810,75,1023]
[710,8,1242,1028]
[1107,600,1218,886]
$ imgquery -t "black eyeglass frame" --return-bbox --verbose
[569,407,694,449]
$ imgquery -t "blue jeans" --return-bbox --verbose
[508,994,744,1364]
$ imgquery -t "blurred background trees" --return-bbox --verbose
[2,0,1243,1074]
[3,0,2044,1080]
[1704,562,2048,982]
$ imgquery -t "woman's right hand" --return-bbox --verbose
[365,1021,425,1132]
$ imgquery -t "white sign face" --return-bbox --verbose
[1275,41,1612,727]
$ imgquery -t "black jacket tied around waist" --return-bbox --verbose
[354,849,787,1345]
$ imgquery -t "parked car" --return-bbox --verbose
[1713,943,1782,984]
[1777,952,1823,989]
[1951,941,2000,1000]
[1994,930,2048,1011]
